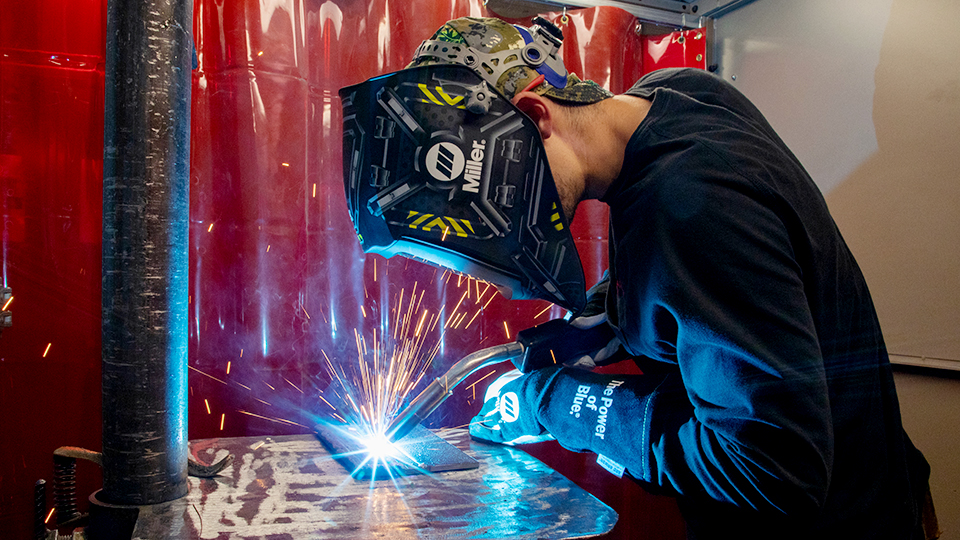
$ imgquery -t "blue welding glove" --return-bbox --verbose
[564,274,625,370]
[469,367,560,446]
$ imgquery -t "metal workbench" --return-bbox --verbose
[130,429,618,539]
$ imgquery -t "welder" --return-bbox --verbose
[340,16,935,540]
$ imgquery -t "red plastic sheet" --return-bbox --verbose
[1,1,701,536]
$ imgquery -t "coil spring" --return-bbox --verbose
[34,479,47,540]
[53,455,79,525]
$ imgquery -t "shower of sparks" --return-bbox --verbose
[319,281,445,440]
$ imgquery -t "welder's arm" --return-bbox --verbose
[589,172,833,518]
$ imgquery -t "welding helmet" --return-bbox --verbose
[339,17,611,314]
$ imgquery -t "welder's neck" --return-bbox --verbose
[583,94,653,200]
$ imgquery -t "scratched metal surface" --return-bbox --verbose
[131,429,617,539]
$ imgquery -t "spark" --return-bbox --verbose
[361,306,367,318]
[281,162,290,167]
[414,309,428,337]
[266,245,271,252]
[482,288,498,310]
[204,399,211,414]
[284,377,304,394]
[503,321,511,339]
[464,370,497,393]
[220,414,225,431]
[238,410,308,428]
[444,290,469,327]
[235,382,251,391]
[464,307,483,329]
[551,349,557,364]
[535,303,554,319]
[189,365,228,385]
[442,226,450,242]
[312,183,317,197]
[240,349,243,358]
[302,306,311,320]
[252,441,265,450]
[207,223,214,233]
[44,508,55,524]
[258,51,264,56]
[318,394,336,409]
[42,343,52,357]
[226,361,231,375]
[264,381,275,391]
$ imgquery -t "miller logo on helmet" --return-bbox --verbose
[425,141,464,182]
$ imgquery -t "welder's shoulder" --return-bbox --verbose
[629,68,768,129]
[629,67,725,99]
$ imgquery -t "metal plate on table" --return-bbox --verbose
[314,423,479,478]
[131,429,617,539]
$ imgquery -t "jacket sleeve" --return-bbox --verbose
[535,169,833,518]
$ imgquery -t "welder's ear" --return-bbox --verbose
[512,92,554,139]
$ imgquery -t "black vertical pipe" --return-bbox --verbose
[101,0,192,505]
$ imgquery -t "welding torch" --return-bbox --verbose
[383,318,616,443]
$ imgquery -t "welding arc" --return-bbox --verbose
[384,342,523,443]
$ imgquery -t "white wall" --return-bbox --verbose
[715,0,960,368]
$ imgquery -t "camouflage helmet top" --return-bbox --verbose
[410,16,613,105]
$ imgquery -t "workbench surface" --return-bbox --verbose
[131,429,617,539]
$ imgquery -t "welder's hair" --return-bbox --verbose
[546,95,598,131]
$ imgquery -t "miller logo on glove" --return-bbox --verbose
[468,367,560,446]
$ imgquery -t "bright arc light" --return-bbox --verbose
[362,433,399,459]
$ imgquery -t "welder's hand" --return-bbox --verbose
[564,275,624,370]
[469,368,558,446]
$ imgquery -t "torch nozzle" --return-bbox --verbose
[384,342,524,443]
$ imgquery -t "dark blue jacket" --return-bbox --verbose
[532,68,929,539]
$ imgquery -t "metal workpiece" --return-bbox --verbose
[384,342,524,443]
[315,423,478,479]
[130,430,617,539]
